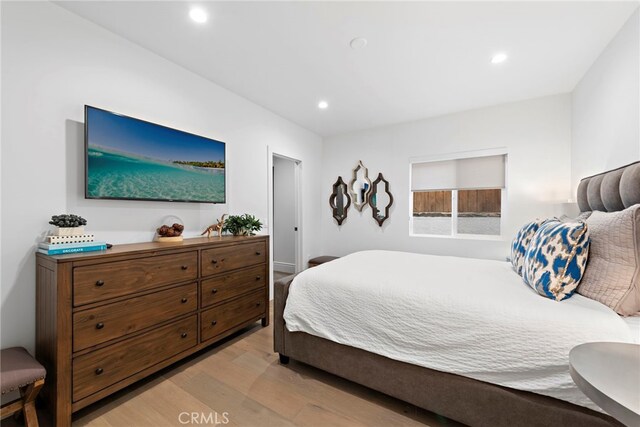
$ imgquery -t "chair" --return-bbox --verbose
[1,347,46,427]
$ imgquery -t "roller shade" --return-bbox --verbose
[411,155,506,191]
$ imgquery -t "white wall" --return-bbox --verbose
[0,3,3,336]
[273,156,296,272]
[320,94,573,261]
[0,1,323,352]
[572,8,640,191]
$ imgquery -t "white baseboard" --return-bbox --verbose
[273,261,295,274]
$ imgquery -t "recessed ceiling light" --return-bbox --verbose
[318,101,329,110]
[350,37,368,49]
[189,8,208,24]
[491,52,508,64]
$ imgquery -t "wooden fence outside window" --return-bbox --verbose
[413,189,501,216]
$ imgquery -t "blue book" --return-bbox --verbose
[39,241,106,250]
[38,245,107,255]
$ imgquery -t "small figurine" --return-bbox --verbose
[201,214,227,238]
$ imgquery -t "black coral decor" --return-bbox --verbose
[49,214,88,227]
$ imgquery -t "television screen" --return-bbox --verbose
[85,106,225,203]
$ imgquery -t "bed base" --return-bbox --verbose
[274,275,621,427]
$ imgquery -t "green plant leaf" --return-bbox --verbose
[222,213,262,236]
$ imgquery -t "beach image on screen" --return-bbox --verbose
[86,107,225,203]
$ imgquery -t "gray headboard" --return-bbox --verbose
[577,161,640,213]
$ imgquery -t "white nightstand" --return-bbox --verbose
[570,342,640,427]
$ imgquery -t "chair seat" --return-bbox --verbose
[1,347,46,395]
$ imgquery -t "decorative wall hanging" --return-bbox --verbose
[329,176,351,225]
[368,173,394,226]
[349,160,372,212]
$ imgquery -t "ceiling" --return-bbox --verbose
[56,1,639,137]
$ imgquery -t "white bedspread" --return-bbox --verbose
[283,250,635,411]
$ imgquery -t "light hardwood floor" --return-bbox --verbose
[3,305,461,427]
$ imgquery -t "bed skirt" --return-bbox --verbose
[274,275,620,427]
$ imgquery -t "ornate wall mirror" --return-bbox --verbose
[349,160,372,212]
[329,176,351,225]
[368,173,394,226]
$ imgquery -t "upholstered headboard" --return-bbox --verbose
[577,161,640,213]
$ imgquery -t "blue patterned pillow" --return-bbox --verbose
[523,220,590,301]
[511,220,545,276]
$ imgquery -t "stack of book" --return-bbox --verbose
[38,234,107,255]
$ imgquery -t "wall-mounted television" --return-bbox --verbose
[85,105,226,204]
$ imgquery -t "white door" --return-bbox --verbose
[272,155,300,275]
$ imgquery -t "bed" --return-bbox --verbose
[274,162,640,427]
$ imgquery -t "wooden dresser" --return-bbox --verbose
[35,236,269,426]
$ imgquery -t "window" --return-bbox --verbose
[412,190,453,235]
[410,153,506,237]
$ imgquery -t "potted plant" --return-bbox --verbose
[223,214,262,236]
[49,214,88,236]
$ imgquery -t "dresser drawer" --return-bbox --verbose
[201,242,265,277]
[73,283,197,352]
[73,315,196,402]
[73,251,198,306]
[201,265,266,308]
[201,290,265,342]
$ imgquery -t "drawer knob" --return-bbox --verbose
[211,320,217,326]
[181,265,188,270]
[181,298,188,303]
[256,276,261,281]
[256,302,261,307]
[95,368,104,375]
[211,288,218,294]
[95,280,104,287]
[211,259,218,264]
[255,251,261,256]
[181,332,188,339]
[96,322,104,330]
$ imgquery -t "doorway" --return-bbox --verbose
[271,154,301,282]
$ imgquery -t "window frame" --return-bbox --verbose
[408,148,508,241]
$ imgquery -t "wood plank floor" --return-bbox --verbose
[3,306,462,427]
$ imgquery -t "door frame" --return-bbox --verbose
[267,148,303,282]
